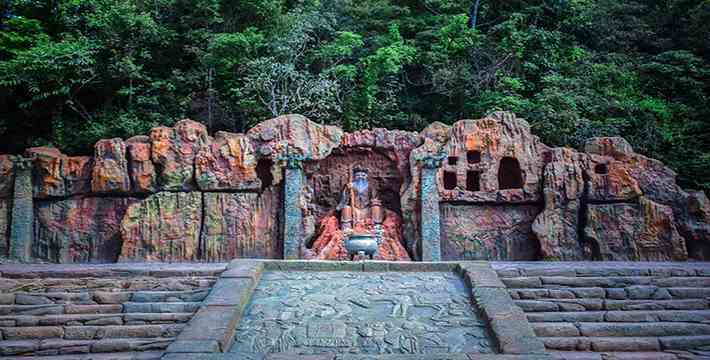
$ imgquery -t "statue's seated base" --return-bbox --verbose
[304,209,411,261]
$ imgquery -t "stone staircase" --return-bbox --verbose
[494,263,710,360]
[0,265,220,359]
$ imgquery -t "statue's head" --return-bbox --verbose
[352,166,369,182]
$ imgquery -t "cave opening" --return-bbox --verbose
[466,171,480,192]
[448,156,458,166]
[498,157,523,189]
[443,171,457,190]
[256,158,274,191]
[594,163,608,175]
[467,150,481,164]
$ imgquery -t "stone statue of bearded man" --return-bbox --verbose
[336,166,384,234]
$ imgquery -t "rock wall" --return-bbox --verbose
[0,111,707,263]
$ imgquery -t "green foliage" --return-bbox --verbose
[0,0,709,191]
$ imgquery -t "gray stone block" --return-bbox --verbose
[166,340,221,353]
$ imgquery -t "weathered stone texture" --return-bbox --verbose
[34,197,137,263]
[195,132,260,191]
[119,192,202,261]
[92,138,131,193]
[0,154,16,197]
[26,147,93,198]
[437,111,548,203]
[0,198,9,256]
[150,119,209,191]
[126,136,157,193]
[584,197,687,261]
[247,114,343,163]
[201,192,279,261]
[532,148,587,260]
[441,204,541,260]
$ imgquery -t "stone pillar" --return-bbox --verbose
[10,157,34,261]
[419,153,445,261]
[281,150,305,260]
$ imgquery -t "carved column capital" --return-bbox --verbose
[276,144,306,169]
[417,152,446,169]
[12,156,34,171]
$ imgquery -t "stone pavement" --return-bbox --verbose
[2,261,710,359]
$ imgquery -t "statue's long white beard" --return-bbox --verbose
[353,178,368,193]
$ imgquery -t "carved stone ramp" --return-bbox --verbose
[162,260,548,360]
[493,261,710,360]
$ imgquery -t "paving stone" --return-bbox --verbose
[202,278,254,307]
[578,322,710,337]
[64,304,122,314]
[605,288,626,300]
[547,351,603,359]
[501,277,542,288]
[527,311,605,323]
[1,326,64,339]
[531,322,580,337]
[14,294,53,305]
[123,302,200,313]
[541,337,583,351]
[570,288,606,299]
[0,340,39,355]
[166,339,221,353]
[0,293,15,304]
[659,335,710,350]
[177,306,241,351]
[515,289,550,299]
[541,277,651,288]
[489,317,547,354]
[0,304,63,316]
[266,353,336,360]
[124,312,193,324]
[515,300,559,312]
[626,286,659,299]
[604,299,707,311]
[589,337,661,352]
[459,263,505,288]
[667,288,710,299]
[548,290,576,299]
[93,291,132,304]
[604,311,659,322]
[653,277,710,288]
[91,338,172,352]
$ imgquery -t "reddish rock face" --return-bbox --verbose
[0,198,8,256]
[34,197,138,263]
[304,210,411,261]
[0,155,15,198]
[533,148,588,260]
[126,136,157,193]
[441,204,541,260]
[584,197,687,261]
[92,138,130,193]
[201,191,279,261]
[119,192,202,262]
[247,114,343,164]
[436,112,548,203]
[26,147,66,198]
[150,119,209,191]
[195,132,260,191]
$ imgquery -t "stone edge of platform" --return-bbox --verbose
[161,260,550,359]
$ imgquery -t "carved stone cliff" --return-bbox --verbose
[0,112,707,263]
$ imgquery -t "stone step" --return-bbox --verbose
[503,276,710,289]
[548,350,680,360]
[0,338,172,356]
[63,324,185,340]
[122,302,201,313]
[540,336,661,352]
[13,292,94,305]
[515,299,708,312]
[527,310,710,323]
[577,322,710,337]
[0,324,184,340]
[3,350,164,359]
[9,277,216,294]
[0,312,194,327]
[510,286,710,301]
[129,290,209,303]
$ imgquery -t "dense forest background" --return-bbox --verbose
[0,0,709,191]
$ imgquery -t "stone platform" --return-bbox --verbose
[2,261,710,360]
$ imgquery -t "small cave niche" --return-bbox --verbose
[466,171,480,192]
[256,158,274,191]
[448,156,458,166]
[594,163,609,175]
[467,150,481,164]
[498,157,523,189]
[443,171,458,190]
